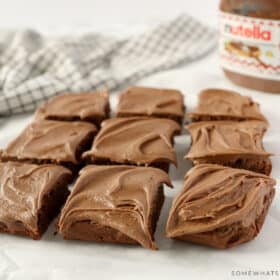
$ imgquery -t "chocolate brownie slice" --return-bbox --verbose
[0,120,97,172]
[116,86,185,125]
[83,117,180,173]
[0,162,72,239]
[186,120,272,175]
[58,165,172,250]
[166,164,276,249]
[188,88,267,122]
[35,91,110,127]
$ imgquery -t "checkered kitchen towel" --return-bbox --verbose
[0,15,217,116]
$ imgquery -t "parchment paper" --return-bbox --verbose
[0,50,279,280]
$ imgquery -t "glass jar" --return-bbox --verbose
[219,0,280,93]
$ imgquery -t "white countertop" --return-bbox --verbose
[1,1,280,280]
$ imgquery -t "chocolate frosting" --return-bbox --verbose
[58,165,172,249]
[1,120,97,164]
[189,89,267,122]
[83,117,180,165]
[220,0,280,19]
[35,91,109,121]
[186,120,270,159]
[0,162,71,235]
[117,86,185,117]
[166,164,276,247]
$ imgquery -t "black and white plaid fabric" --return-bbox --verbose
[0,15,217,116]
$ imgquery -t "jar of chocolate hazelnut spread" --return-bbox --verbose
[219,0,280,93]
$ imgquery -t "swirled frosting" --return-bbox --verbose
[116,86,185,118]
[189,89,267,122]
[83,117,180,165]
[186,120,270,159]
[166,164,276,248]
[1,120,97,164]
[58,165,172,249]
[0,162,72,238]
[35,91,110,124]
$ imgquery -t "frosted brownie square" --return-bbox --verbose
[35,91,110,126]
[0,162,72,239]
[166,164,275,249]
[117,86,185,125]
[83,117,180,172]
[188,89,267,122]
[58,165,172,250]
[185,120,272,175]
[1,120,97,171]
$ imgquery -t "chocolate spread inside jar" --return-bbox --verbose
[219,0,280,93]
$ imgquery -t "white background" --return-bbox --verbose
[1,1,280,280]
[0,0,220,30]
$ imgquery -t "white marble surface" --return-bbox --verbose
[0,1,280,280]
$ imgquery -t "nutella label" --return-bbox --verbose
[219,12,280,81]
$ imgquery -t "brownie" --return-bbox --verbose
[186,120,272,175]
[35,91,110,126]
[82,117,180,172]
[0,161,72,239]
[188,88,267,122]
[166,164,276,249]
[0,120,97,172]
[58,165,172,250]
[116,86,185,125]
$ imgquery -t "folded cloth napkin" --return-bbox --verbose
[0,15,217,116]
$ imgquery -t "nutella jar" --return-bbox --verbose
[219,0,280,93]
